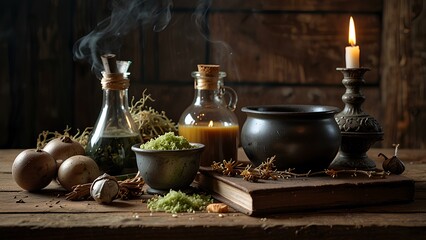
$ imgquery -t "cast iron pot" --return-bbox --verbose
[241,105,341,172]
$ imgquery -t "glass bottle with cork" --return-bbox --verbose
[178,64,239,168]
[85,54,142,175]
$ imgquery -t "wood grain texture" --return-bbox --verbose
[0,148,426,239]
[208,13,380,84]
[177,0,383,12]
[381,0,426,148]
[1,1,34,147]
[0,0,425,150]
[156,13,207,83]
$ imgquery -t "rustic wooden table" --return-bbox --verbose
[1,148,425,239]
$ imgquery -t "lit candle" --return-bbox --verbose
[345,16,360,68]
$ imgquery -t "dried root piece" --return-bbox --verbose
[65,183,91,201]
[117,172,145,200]
[207,203,229,213]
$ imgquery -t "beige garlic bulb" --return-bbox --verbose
[90,173,120,204]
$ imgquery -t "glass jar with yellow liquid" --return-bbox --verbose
[178,64,239,168]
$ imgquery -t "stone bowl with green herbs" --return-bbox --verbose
[131,132,204,194]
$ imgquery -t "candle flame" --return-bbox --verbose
[208,120,214,127]
[348,16,356,46]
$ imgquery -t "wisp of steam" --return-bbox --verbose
[193,0,240,81]
[73,0,173,77]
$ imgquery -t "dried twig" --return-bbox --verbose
[117,172,145,200]
[212,156,388,182]
[65,183,91,200]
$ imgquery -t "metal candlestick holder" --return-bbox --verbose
[329,67,384,170]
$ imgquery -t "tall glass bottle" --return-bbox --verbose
[86,54,142,175]
[178,64,239,168]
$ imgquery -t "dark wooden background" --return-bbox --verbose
[0,0,425,149]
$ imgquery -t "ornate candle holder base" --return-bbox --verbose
[330,132,383,170]
[328,68,384,171]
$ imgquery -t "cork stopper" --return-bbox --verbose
[197,64,220,77]
[101,54,119,74]
[194,64,221,90]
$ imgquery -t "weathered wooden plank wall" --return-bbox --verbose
[381,0,426,149]
[0,0,425,149]
[0,1,75,147]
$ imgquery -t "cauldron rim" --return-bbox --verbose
[241,104,339,117]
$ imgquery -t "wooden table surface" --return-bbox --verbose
[1,148,425,240]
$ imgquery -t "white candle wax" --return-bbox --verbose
[345,45,360,68]
[345,16,360,68]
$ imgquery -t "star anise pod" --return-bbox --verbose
[221,159,243,176]
[257,155,276,171]
[259,168,279,180]
[211,161,222,171]
[240,165,259,182]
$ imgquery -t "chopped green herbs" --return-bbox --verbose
[147,190,213,213]
[140,132,194,150]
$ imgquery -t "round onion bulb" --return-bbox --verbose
[43,136,85,165]
[57,155,100,191]
[90,173,120,204]
[12,149,57,192]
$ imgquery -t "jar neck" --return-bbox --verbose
[192,70,226,102]
[102,89,129,109]
[192,71,226,90]
[100,72,130,109]
[193,80,225,106]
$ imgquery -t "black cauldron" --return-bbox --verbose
[241,105,341,172]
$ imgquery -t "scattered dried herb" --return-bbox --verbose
[130,90,178,142]
[211,159,243,176]
[37,126,92,149]
[212,156,388,182]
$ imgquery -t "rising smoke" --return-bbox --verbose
[73,0,173,76]
[193,0,240,80]
[73,0,239,80]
